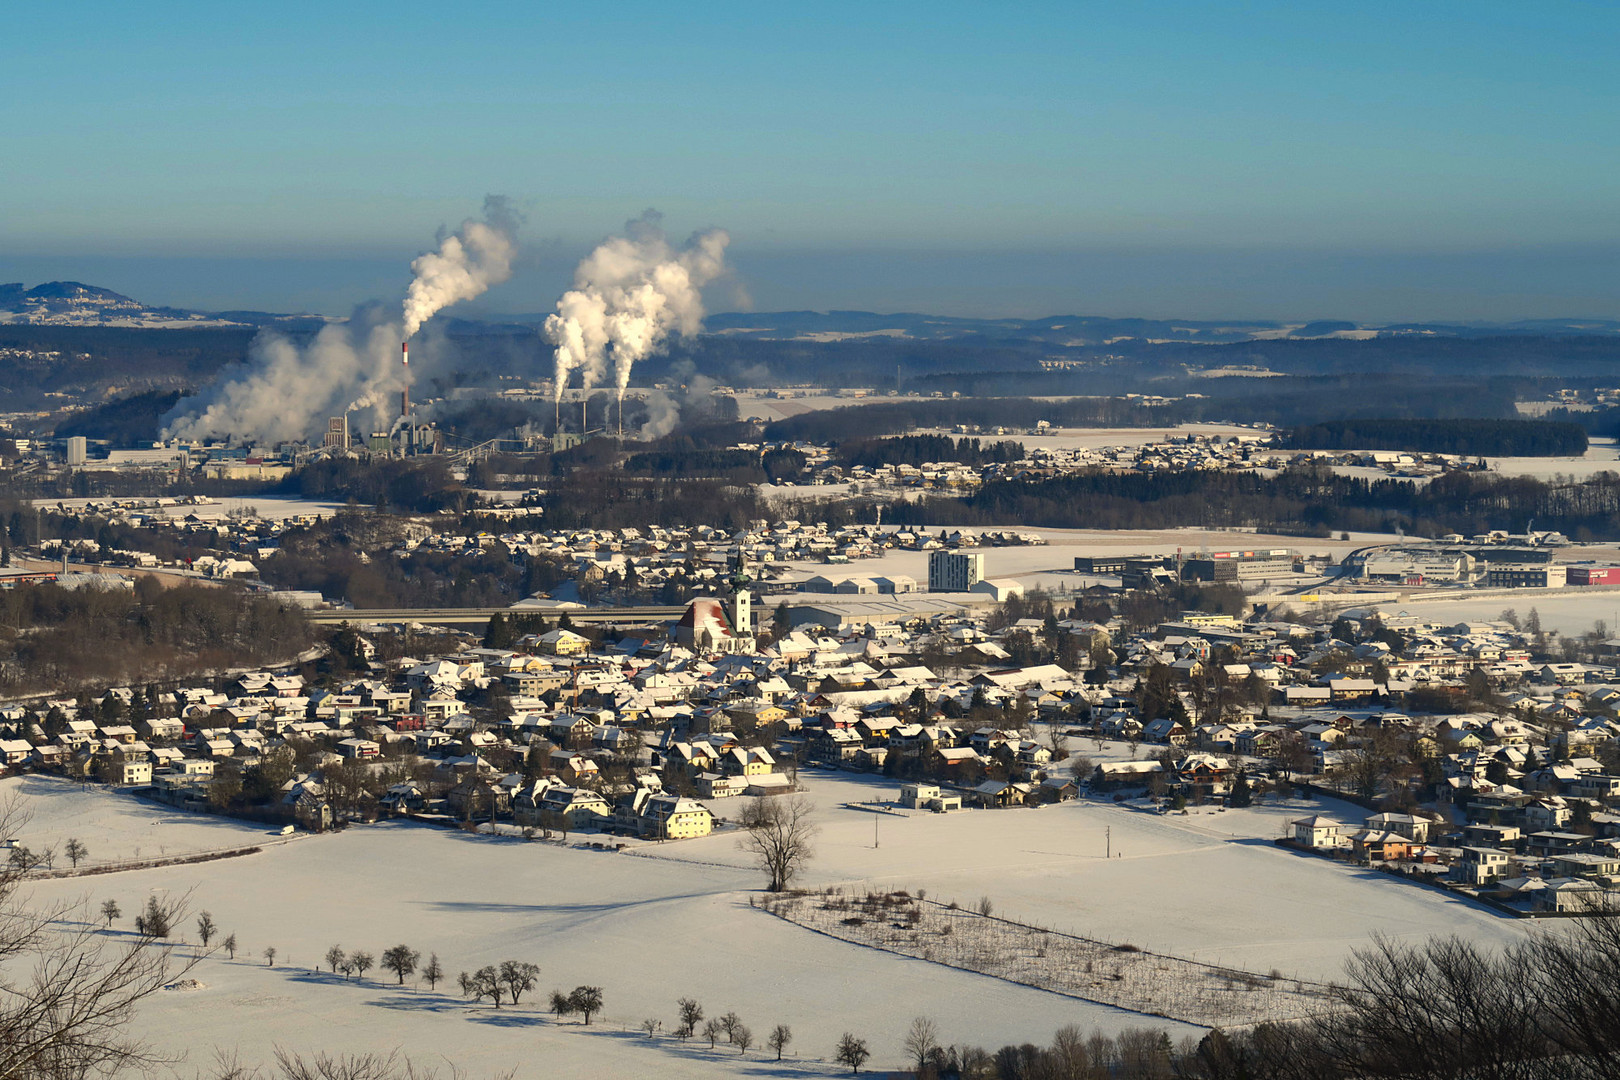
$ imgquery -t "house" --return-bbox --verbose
[640,794,715,839]
[899,782,963,812]
[1292,815,1347,850]
[1364,812,1432,844]
[1450,846,1510,885]
[335,738,380,760]
[114,759,152,786]
[1353,830,1418,863]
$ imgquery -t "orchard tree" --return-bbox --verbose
[767,1024,793,1061]
[195,912,216,948]
[100,899,120,928]
[421,953,443,991]
[676,997,703,1040]
[836,1033,871,1074]
[222,933,237,960]
[64,839,88,869]
[498,960,539,1006]
[324,946,346,974]
[381,945,420,985]
[349,950,374,980]
[263,947,277,967]
[569,985,603,1025]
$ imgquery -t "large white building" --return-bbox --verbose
[928,550,984,592]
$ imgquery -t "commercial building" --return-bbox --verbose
[1181,549,1295,583]
[1073,555,1129,574]
[1485,565,1567,589]
[1568,566,1620,586]
[929,550,985,592]
[65,436,87,466]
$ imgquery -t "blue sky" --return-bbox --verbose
[2,1,1616,320]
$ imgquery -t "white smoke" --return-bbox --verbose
[403,195,522,338]
[163,310,404,444]
[164,197,520,444]
[545,211,729,405]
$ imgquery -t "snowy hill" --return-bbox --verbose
[0,280,249,328]
[0,281,329,330]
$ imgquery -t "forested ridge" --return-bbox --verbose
[879,465,1620,540]
[1285,418,1587,456]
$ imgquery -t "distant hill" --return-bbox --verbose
[0,281,330,331]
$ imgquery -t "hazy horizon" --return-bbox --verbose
[5,3,1619,325]
[5,242,1619,326]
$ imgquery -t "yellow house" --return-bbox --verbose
[538,629,591,657]
[642,795,714,839]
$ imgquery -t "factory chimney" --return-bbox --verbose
[400,341,411,418]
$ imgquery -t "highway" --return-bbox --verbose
[306,605,691,626]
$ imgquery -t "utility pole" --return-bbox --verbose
[874,812,880,849]
[1106,825,1111,860]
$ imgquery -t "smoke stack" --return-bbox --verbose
[400,341,410,419]
[581,398,588,433]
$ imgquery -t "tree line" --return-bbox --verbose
[1284,418,1588,457]
[0,578,313,695]
[874,463,1620,540]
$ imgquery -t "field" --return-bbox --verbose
[5,771,1535,1077]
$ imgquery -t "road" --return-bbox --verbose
[306,606,691,626]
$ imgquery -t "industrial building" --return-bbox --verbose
[1568,566,1620,586]
[1181,549,1295,583]
[1362,550,1475,584]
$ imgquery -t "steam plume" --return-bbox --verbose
[545,211,729,407]
[403,195,521,338]
[163,198,520,444]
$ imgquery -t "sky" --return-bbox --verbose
[1,1,1617,321]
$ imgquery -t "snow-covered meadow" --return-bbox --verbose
[8,774,1530,1076]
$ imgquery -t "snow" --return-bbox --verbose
[1380,592,1620,639]
[772,527,1396,595]
[8,773,1535,1075]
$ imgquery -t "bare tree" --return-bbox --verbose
[549,988,574,1019]
[835,1033,871,1074]
[63,838,88,869]
[381,945,419,985]
[325,946,347,974]
[464,967,502,1007]
[100,898,120,928]
[349,950,374,980]
[904,1016,941,1073]
[196,911,217,948]
[263,946,277,966]
[498,961,539,1006]
[640,1018,660,1039]
[733,1023,754,1056]
[222,933,237,960]
[738,795,818,891]
[702,1018,723,1048]
[718,1011,742,1043]
[0,798,196,1080]
[676,997,703,1040]
[568,986,603,1025]
[768,1023,793,1061]
[421,953,443,991]
[134,894,178,938]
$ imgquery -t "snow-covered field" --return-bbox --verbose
[1380,592,1620,639]
[1486,438,1620,481]
[7,772,1533,1076]
[772,528,1396,594]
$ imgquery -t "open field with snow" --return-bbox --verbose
[772,528,1398,595]
[1381,592,1620,639]
[6,773,1537,1075]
